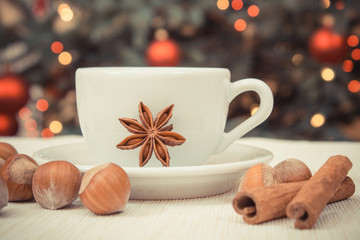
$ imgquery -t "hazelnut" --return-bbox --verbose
[0,154,39,201]
[0,142,17,161]
[0,175,8,211]
[0,157,5,168]
[32,161,82,210]
[273,158,312,183]
[239,163,283,191]
[79,163,131,215]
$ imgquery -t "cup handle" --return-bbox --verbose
[214,78,274,154]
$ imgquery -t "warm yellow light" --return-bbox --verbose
[321,67,335,81]
[217,0,229,10]
[311,113,325,128]
[57,3,70,14]
[154,29,169,41]
[320,0,331,9]
[58,51,72,65]
[59,5,73,22]
[250,105,259,116]
[49,120,63,134]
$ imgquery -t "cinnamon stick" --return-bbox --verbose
[286,155,353,229]
[232,176,355,225]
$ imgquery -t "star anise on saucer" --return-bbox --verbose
[116,102,186,167]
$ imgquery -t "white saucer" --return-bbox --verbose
[32,141,273,200]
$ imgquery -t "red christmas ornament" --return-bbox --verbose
[0,113,18,136]
[308,28,348,65]
[0,74,29,114]
[146,39,181,66]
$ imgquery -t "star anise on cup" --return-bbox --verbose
[116,102,186,167]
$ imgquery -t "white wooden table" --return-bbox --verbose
[0,136,359,240]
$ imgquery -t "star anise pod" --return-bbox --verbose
[116,102,186,167]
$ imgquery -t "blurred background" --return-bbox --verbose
[0,0,359,141]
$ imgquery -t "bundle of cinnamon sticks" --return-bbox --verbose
[232,155,355,229]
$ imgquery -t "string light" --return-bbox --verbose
[36,99,49,112]
[348,80,360,93]
[231,0,243,10]
[234,19,246,32]
[320,67,335,81]
[58,51,72,65]
[217,0,229,10]
[342,60,354,72]
[310,113,326,128]
[57,3,70,14]
[347,35,359,47]
[320,0,331,9]
[351,49,360,60]
[49,120,63,134]
[58,4,73,22]
[51,41,63,54]
[247,5,259,17]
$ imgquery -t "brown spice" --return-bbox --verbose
[233,176,355,225]
[286,155,353,229]
[116,102,186,167]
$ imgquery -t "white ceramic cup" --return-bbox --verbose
[75,67,273,167]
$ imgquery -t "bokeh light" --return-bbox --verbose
[231,0,243,10]
[311,113,326,128]
[154,29,169,41]
[217,0,229,10]
[351,49,360,60]
[342,60,354,72]
[347,35,359,47]
[41,128,54,138]
[58,51,72,65]
[234,19,246,32]
[18,107,32,120]
[348,80,360,93]
[36,99,49,112]
[49,120,63,134]
[248,5,259,17]
[51,41,63,54]
[24,118,37,131]
[321,67,335,81]
[58,4,73,22]
[292,54,304,66]
[320,0,331,9]
[334,0,345,10]
[25,130,39,138]
[250,104,259,116]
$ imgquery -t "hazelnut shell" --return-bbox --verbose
[0,142,17,161]
[0,154,39,201]
[32,160,82,210]
[79,163,131,215]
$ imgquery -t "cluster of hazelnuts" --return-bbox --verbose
[0,142,131,215]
